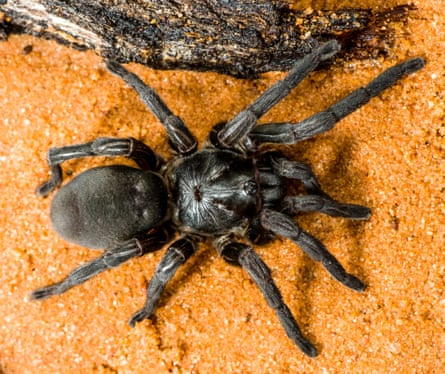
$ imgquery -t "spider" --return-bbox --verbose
[30,40,424,357]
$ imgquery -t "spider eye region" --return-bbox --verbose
[243,180,257,195]
[193,185,202,202]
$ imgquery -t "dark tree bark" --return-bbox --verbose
[0,0,414,77]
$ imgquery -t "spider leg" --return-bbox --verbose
[270,155,328,196]
[129,236,197,327]
[250,57,425,145]
[214,40,341,150]
[30,229,171,300]
[105,60,197,155]
[260,209,366,292]
[36,137,163,196]
[282,195,370,219]
[270,155,370,219]
[213,237,318,357]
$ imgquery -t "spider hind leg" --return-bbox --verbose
[260,209,366,292]
[214,237,318,357]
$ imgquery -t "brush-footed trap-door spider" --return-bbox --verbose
[30,40,424,356]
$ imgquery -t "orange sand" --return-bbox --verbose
[0,0,443,372]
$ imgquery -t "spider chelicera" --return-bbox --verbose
[30,40,424,357]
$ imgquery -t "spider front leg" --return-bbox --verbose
[30,228,171,300]
[214,237,318,357]
[105,60,197,156]
[250,57,425,145]
[260,209,366,292]
[37,137,163,196]
[213,40,341,150]
[129,236,197,327]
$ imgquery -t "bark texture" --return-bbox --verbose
[0,0,414,76]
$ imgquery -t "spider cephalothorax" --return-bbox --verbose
[31,41,424,357]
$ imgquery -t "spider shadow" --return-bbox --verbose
[282,134,370,344]
[292,133,369,278]
[318,134,369,282]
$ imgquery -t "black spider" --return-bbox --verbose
[30,40,424,357]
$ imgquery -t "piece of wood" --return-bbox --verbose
[0,0,414,76]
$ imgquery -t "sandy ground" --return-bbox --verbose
[0,0,443,373]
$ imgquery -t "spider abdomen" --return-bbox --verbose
[50,165,168,249]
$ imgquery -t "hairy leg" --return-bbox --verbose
[214,236,318,357]
[129,236,197,327]
[214,40,341,150]
[251,57,425,145]
[260,209,365,292]
[30,229,171,300]
[106,60,197,155]
[36,137,163,196]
